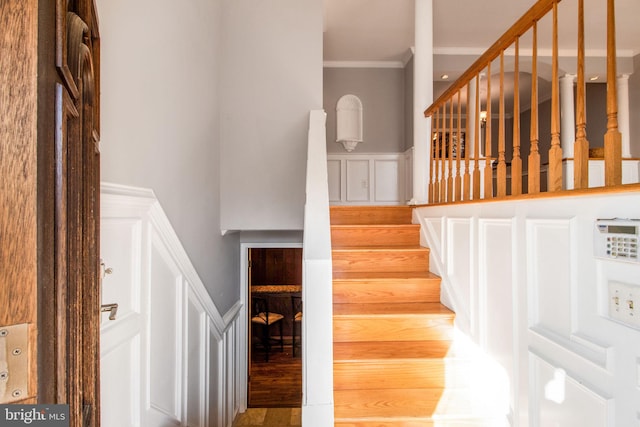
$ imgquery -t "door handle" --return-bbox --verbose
[101,303,118,320]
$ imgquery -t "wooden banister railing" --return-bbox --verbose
[424,0,629,204]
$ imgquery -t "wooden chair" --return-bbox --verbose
[291,295,302,357]
[251,296,284,362]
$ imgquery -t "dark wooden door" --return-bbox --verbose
[0,1,101,425]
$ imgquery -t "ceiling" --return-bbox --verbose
[323,0,640,83]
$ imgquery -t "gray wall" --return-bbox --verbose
[585,83,608,148]
[518,82,608,168]
[98,0,239,313]
[404,57,415,151]
[324,67,405,153]
[220,0,323,231]
[629,54,640,157]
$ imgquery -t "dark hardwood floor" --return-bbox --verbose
[249,345,302,407]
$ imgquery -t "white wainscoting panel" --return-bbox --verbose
[224,326,235,427]
[530,353,611,426]
[101,183,242,427]
[328,153,405,205]
[185,289,207,427]
[327,159,342,202]
[208,321,221,427]
[446,218,472,334]
[346,159,370,202]
[404,147,413,204]
[479,219,515,391]
[526,219,573,339]
[149,234,183,423]
[374,159,400,202]
[562,159,640,190]
[415,191,640,425]
[101,335,142,427]
[424,217,444,264]
[100,218,142,321]
[101,206,149,427]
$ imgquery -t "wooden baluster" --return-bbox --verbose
[440,104,447,202]
[548,0,563,191]
[473,75,481,199]
[604,0,622,186]
[463,83,471,201]
[574,0,589,189]
[497,51,507,197]
[428,117,434,203]
[512,38,522,196]
[455,91,462,201]
[484,63,493,199]
[434,108,440,203]
[447,98,454,202]
[529,21,541,194]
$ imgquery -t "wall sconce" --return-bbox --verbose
[336,94,363,152]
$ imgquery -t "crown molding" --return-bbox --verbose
[323,60,405,69]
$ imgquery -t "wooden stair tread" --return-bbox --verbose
[330,206,413,225]
[331,225,421,247]
[333,279,441,304]
[335,421,506,427]
[333,271,439,281]
[331,224,420,229]
[332,248,430,274]
[334,341,455,361]
[333,302,453,317]
[332,246,427,252]
[334,388,508,420]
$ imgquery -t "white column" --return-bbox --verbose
[617,74,631,158]
[410,0,433,205]
[560,74,576,158]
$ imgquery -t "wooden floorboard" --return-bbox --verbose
[233,408,301,427]
[249,346,302,407]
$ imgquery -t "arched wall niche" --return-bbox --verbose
[336,94,363,152]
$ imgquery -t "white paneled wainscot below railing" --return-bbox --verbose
[100,183,242,427]
[328,152,412,205]
[414,191,640,426]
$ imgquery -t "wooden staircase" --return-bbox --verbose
[330,206,508,427]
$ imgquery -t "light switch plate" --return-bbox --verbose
[608,281,640,329]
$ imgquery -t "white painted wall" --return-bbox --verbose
[219,0,323,231]
[415,191,640,426]
[97,0,239,313]
[100,184,242,427]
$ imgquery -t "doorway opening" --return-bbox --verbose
[247,247,303,408]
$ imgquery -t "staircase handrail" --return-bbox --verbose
[423,0,629,204]
[301,109,335,426]
[424,0,557,118]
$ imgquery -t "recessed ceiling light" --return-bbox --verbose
[441,74,449,80]
[590,76,599,81]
